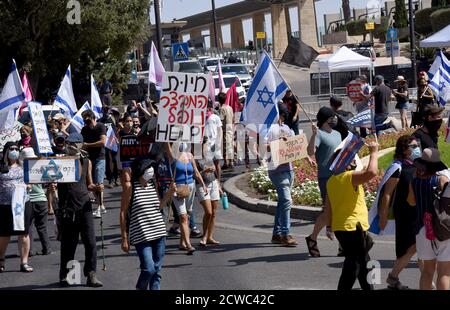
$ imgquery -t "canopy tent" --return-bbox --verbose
[318,46,373,94]
[420,24,450,48]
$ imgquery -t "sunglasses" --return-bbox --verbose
[408,144,420,149]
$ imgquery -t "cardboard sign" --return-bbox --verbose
[23,157,80,184]
[156,72,208,144]
[27,101,53,155]
[270,134,308,167]
[347,81,363,102]
[119,135,153,162]
[0,121,22,152]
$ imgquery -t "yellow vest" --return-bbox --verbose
[327,171,369,232]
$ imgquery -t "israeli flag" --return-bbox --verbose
[70,102,91,133]
[90,75,103,119]
[241,51,288,136]
[55,65,78,117]
[428,51,450,80]
[346,109,374,128]
[105,125,119,152]
[429,66,450,106]
[0,59,25,131]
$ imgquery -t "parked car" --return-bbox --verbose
[174,60,205,73]
[204,58,224,72]
[197,56,210,67]
[213,74,246,103]
[350,43,376,62]
[215,64,252,90]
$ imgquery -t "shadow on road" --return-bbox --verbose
[229,252,310,266]
[328,260,419,269]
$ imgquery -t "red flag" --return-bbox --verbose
[225,81,242,113]
[19,72,33,116]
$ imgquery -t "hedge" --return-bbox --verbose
[430,7,450,32]
[346,19,368,36]
[415,7,440,35]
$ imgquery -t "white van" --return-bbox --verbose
[213,74,246,102]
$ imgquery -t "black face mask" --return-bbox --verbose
[83,119,92,126]
[425,119,442,133]
[328,118,338,128]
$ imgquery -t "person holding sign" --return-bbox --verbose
[0,142,33,273]
[266,104,298,247]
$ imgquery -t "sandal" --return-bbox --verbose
[305,236,321,257]
[186,246,196,255]
[0,258,5,273]
[20,263,34,273]
[206,239,220,245]
[199,240,207,247]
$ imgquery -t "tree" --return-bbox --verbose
[393,0,408,28]
[0,0,149,105]
[342,0,351,22]
[432,0,449,7]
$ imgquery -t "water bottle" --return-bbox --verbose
[221,192,229,210]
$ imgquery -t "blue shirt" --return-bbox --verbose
[315,129,342,179]
[172,160,194,185]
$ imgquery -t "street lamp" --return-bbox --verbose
[408,0,417,86]
[152,0,163,58]
[211,0,219,49]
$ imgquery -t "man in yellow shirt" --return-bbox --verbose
[326,142,378,290]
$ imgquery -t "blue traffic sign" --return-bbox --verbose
[172,43,189,61]
[386,28,398,40]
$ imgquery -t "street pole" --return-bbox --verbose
[408,0,417,87]
[153,0,163,59]
[391,39,394,66]
[211,0,219,50]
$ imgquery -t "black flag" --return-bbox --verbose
[281,36,319,68]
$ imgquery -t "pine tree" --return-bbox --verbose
[394,0,408,28]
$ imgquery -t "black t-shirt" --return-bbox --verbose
[81,123,107,160]
[282,95,299,123]
[395,85,408,104]
[413,128,438,150]
[372,84,391,114]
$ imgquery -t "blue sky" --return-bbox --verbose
[155,0,371,44]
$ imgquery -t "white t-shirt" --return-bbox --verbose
[265,123,295,171]
[205,114,222,145]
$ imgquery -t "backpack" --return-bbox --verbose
[432,182,450,241]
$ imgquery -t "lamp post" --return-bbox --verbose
[211,0,219,49]
[408,0,417,86]
[153,0,163,58]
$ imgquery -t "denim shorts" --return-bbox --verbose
[92,159,106,184]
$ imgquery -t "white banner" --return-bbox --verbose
[28,101,53,155]
[0,121,22,152]
[11,184,27,231]
[156,72,208,144]
[270,134,308,167]
[24,157,80,184]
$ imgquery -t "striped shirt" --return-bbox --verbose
[129,180,166,245]
[412,175,438,234]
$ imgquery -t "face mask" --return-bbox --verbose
[410,147,422,161]
[125,122,133,129]
[8,150,19,160]
[328,118,338,128]
[424,119,442,133]
[22,136,31,146]
[142,167,154,182]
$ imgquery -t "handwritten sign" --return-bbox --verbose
[347,81,363,103]
[120,135,153,162]
[270,134,308,167]
[0,121,22,152]
[23,157,80,184]
[156,72,208,144]
[27,101,53,155]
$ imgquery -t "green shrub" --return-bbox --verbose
[415,8,440,35]
[373,16,390,40]
[430,7,450,32]
[346,19,368,36]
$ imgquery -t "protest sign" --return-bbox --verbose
[0,121,22,152]
[24,157,80,183]
[119,135,153,162]
[347,81,363,102]
[156,72,208,144]
[270,134,308,167]
[28,101,53,155]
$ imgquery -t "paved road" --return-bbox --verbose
[0,166,421,290]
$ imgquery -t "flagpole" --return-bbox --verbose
[265,51,314,124]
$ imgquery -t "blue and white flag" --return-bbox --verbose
[55,65,78,117]
[241,51,288,136]
[70,102,91,133]
[429,66,450,106]
[105,125,119,152]
[90,75,103,119]
[329,131,364,175]
[0,59,25,131]
[368,161,401,235]
[428,51,450,80]
[346,108,374,128]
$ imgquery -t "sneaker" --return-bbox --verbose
[168,227,181,236]
[190,228,202,238]
[86,271,103,288]
[271,235,283,244]
[387,273,408,290]
[281,235,298,247]
[92,209,101,218]
[100,205,107,214]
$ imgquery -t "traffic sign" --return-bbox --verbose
[386,28,398,40]
[172,43,189,62]
[386,39,400,57]
[365,22,375,30]
[256,32,266,39]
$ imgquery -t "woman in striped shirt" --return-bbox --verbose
[120,159,176,290]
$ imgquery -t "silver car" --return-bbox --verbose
[215,64,253,90]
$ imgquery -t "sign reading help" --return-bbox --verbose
[269,134,308,167]
[347,81,363,102]
[24,157,80,184]
[27,101,53,155]
[156,72,208,144]
[0,121,22,152]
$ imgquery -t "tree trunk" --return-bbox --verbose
[342,0,351,22]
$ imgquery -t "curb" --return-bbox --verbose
[223,172,322,221]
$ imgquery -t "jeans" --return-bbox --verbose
[135,237,166,290]
[374,113,390,135]
[268,169,294,236]
[290,120,300,135]
[92,159,106,184]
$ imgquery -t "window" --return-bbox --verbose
[179,61,202,72]
[214,77,241,88]
[206,59,219,66]
[221,65,248,75]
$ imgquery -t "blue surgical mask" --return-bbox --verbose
[410,147,422,161]
[8,150,19,160]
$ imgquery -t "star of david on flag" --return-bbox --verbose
[241,51,288,136]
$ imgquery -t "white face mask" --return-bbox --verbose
[142,167,154,182]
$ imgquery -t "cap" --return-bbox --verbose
[66,132,84,143]
[19,147,36,160]
[423,105,444,117]
[394,75,406,83]
[54,132,66,141]
[374,75,384,81]
[330,95,343,107]
[316,106,335,128]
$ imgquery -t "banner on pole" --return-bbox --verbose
[156,72,208,144]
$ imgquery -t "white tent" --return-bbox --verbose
[420,24,450,48]
[318,46,373,94]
